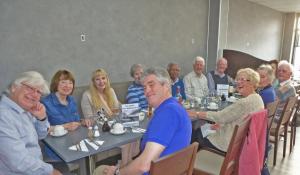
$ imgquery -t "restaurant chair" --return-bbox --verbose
[266,100,280,133]
[149,142,199,175]
[193,114,252,175]
[289,95,300,153]
[269,96,297,166]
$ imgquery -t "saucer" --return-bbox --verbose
[227,98,237,103]
[207,106,218,110]
[110,129,127,135]
[50,130,68,137]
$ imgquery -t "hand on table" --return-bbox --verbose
[64,122,81,131]
[103,165,117,175]
[81,118,94,127]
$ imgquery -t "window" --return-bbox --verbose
[292,16,300,80]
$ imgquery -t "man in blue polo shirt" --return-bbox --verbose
[102,67,192,175]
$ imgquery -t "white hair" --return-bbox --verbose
[194,56,205,65]
[278,60,294,73]
[8,71,49,95]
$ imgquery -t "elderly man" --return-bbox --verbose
[274,60,296,121]
[167,62,186,101]
[101,67,192,175]
[126,64,148,109]
[207,57,234,94]
[184,56,209,100]
[0,71,61,175]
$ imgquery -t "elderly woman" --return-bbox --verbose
[126,64,148,109]
[81,68,119,120]
[41,70,81,160]
[257,64,276,107]
[189,68,264,152]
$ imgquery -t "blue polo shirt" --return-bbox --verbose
[140,97,192,175]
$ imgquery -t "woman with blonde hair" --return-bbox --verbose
[189,68,264,152]
[81,68,119,121]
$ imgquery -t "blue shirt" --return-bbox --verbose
[0,94,52,175]
[171,78,186,100]
[126,82,148,109]
[258,85,276,107]
[41,93,80,125]
[140,98,192,175]
[41,93,80,160]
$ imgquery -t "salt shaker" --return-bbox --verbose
[94,125,100,137]
[88,127,93,140]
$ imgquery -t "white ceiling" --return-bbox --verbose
[248,0,300,13]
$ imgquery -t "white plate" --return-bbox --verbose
[207,106,218,110]
[110,129,127,135]
[227,98,237,103]
[49,130,68,137]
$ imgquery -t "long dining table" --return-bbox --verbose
[43,100,233,175]
[43,119,148,175]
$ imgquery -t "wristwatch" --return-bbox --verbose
[37,117,47,121]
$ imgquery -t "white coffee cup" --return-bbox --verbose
[209,102,218,109]
[113,123,124,133]
[54,125,65,135]
[139,112,145,121]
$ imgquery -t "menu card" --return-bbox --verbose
[216,84,229,97]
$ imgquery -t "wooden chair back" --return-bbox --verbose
[219,115,252,175]
[266,100,280,131]
[150,142,199,175]
[277,96,297,129]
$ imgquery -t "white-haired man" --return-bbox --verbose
[183,56,209,100]
[274,60,296,121]
[0,71,62,175]
[207,57,234,94]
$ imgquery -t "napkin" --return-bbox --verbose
[84,139,104,150]
[201,123,216,138]
[132,128,146,133]
[68,140,89,152]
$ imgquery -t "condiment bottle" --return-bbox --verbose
[88,127,94,140]
[102,118,111,132]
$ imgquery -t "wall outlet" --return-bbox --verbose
[81,34,86,42]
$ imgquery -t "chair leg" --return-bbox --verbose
[273,137,278,166]
[283,126,288,158]
[293,126,296,146]
[290,125,294,154]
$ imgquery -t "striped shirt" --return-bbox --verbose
[126,82,148,109]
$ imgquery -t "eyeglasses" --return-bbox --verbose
[235,78,250,82]
[21,83,43,96]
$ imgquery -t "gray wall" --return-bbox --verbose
[0,0,288,92]
[226,0,284,60]
[0,0,208,91]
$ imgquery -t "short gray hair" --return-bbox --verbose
[142,67,171,87]
[278,60,294,73]
[257,64,274,82]
[9,71,49,95]
[130,64,143,77]
[167,62,179,71]
[194,56,205,65]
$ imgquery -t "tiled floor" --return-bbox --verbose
[268,128,300,175]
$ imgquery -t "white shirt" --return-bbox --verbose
[183,71,209,100]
